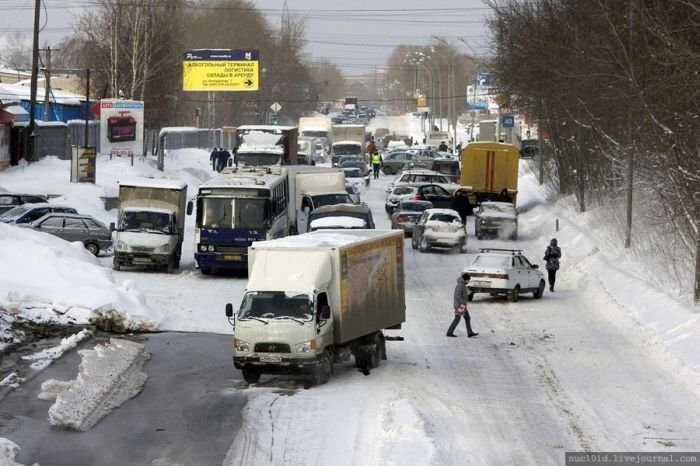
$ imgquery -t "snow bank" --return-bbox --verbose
[0,438,27,466]
[40,338,150,431]
[0,223,162,333]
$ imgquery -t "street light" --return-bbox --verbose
[432,37,458,152]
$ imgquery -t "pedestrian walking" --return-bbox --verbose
[544,238,561,292]
[371,151,383,179]
[451,189,472,224]
[210,148,220,171]
[446,272,478,338]
[218,147,232,172]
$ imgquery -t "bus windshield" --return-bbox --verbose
[200,197,269,229]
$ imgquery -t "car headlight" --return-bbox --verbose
[155,243,170,253]
[199,244,207,252]
[234,339,250,352]
[116,240,131,252]
[295,339,317,353]
[207,244,215,252]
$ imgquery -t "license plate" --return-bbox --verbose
[224,255,242,261]
[260,356,282,363]
[133,258,152,264]
[471,281,491,287]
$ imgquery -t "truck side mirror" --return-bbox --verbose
[321,305,331,319]
[225,303,234,317]
[187,201,193,215]
[109,222,115,232]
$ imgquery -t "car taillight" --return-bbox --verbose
[411,194,423,200]
[471,272,509,280]
[397,216,407,222]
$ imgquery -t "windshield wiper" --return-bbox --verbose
[239,316,269,324]
[273,316,306,325]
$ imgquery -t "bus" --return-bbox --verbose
[188,165,289,274]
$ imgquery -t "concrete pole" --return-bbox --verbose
[694,193,700,305]
[43,46,52,121]
[27,0,42,162]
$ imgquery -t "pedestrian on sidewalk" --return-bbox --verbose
[447,272,478,338]
[544,238,561,292]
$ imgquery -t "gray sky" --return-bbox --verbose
[0,0,494,74]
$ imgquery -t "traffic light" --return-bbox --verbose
[270,114,279,125]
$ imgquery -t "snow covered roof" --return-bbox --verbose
[0,82,84,106]
[333,140,362,146]
[118,178,187,190]
[310,217,367,229]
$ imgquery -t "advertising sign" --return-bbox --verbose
[183,50,259,91]
[98,99,144,157]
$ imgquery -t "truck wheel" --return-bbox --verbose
[112,257,121,271]
[200,267,211,275]
[166,256,175,273]
[383,166,393,175]
[312,350,333,385]
[369,333,385,368]
[242,368,261,384]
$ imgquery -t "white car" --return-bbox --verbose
[411,208,467,253]
[386,169,460,194]
[464,248,546,302]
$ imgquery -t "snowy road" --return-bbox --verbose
[2,139,699,464]
[92,155,700,464]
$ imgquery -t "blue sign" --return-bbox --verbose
[477,73,491,87]
[501,115,515,128]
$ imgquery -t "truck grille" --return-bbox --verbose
[255,343,291,353]
[131,246,154,253]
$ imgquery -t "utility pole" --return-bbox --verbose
[695,193,700,306]
[538,98,544,185]
[41,46,59,121]
[624,0,635,248]
[27,0,42,163]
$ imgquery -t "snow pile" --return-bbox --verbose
[0,438,27,466]
[20,329,93,371]
[40,338,150,431]
[0,222,162,335]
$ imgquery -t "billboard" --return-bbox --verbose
[182,50,259,91]
[98,99,144,157]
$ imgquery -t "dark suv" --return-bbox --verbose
[0,193,48,215]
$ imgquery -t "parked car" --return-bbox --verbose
[23,212,112,256]
[0,193,48,215]
[387,169,460,194]
[307,203,375,231]
[390,200,433,236]
[381,151,434,175]
[474,201,518,240]
[0,203,78,225]
[411,208,467,253]
[464,248,546,302]
[340,159,370,186]
[385,184,419,214]
[345,183,361,204]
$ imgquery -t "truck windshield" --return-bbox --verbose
[235,152,281,166]
[201,198,268,230]
[120,211,172,233]
[239,292,313,321]
[302,130,328,139]
[312,193,354,208]
[332,144,362,155]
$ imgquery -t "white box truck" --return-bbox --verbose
[285,166,352,234]
[225,230,406,384]
[113,179,187,273]
[331,124,366,165]
[298,117,332,151]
